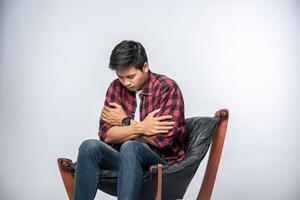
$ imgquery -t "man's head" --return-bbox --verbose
[109,40,149,91]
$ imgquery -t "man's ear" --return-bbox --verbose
[143,62,149,72]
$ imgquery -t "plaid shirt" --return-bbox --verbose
[98,70,186,163]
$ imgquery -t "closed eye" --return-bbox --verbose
[127,75,135,79]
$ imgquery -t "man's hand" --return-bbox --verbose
[139,108,175,136]
[101,102,127,126]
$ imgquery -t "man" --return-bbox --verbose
[73,40,186,200]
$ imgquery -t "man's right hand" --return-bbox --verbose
[139,108,175,136]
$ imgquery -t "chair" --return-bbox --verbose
[57,109,229,200]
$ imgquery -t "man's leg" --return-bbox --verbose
[73,139,119,200]
[117,140,167,200]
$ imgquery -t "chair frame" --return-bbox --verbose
[196,109,229,200]
[57,109,229,200]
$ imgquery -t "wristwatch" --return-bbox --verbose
[121,117,131,126]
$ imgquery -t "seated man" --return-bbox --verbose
[73,40,186,200]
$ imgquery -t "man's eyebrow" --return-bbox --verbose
[117,74,136,78]
[126,74,136,77]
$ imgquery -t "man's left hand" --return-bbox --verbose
[101,102,127,126]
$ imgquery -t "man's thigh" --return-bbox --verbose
[72,139,120,171]
[119,140,167,170]
[96,140,120,170]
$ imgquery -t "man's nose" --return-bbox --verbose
[124,79,131,86]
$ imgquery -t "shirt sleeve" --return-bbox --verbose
[98,80,121,142]
[153,83,186,149]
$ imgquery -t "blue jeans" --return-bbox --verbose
[73,139,167,200]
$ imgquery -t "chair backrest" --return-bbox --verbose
[152,116,220,200]
[164,116,219,174]
[184,117,220,161]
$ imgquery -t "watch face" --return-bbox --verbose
[122,117,131,126]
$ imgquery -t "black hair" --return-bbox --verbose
[109,40,148,71]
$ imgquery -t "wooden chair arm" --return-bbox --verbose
[57,158,74,200]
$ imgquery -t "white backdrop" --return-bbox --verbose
[0,0,299,199]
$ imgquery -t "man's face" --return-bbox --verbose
[116,63,149,91]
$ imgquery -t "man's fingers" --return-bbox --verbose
[154,129,169,134]
[102,109,110,116]
[101,116,108,122]
[158,121,175,126]
[155,126,174,130]
[149,108,161,116]
[109,102,121,108]
[101,112,110,119]
[104,106,111,112]
[155,115,173,121]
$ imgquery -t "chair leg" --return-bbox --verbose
[57,158,75,200]
[155,163,163,200]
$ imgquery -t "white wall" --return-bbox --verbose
[0,0,299,199]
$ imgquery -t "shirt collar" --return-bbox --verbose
[141,70,155,96]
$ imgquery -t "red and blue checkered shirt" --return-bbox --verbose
[98,70,186,163]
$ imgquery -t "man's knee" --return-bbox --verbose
[79,139,103,156]
[119,140,143,160]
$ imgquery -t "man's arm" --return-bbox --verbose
[104,120,142,144]
[102,108,174,144]
[99,80,176,145]
[146,83,185,149]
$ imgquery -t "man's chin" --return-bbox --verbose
[127,86,142,92]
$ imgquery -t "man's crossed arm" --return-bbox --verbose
[100,102,174,147]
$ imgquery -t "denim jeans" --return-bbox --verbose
[72,139,167,200]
